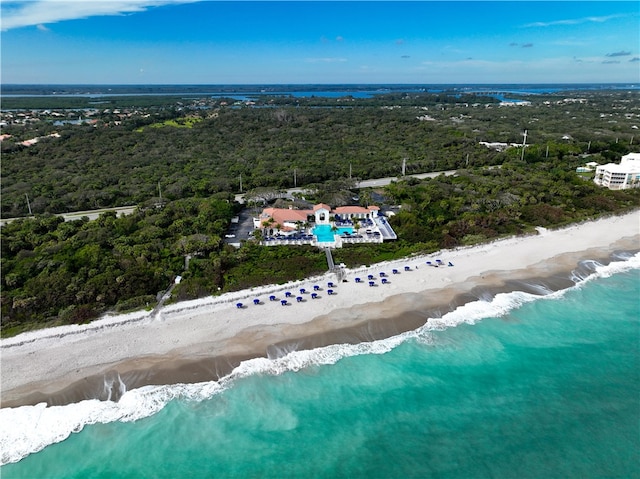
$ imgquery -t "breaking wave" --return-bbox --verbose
[2,252,638,466]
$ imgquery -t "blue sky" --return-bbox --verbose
[1,1,639,84]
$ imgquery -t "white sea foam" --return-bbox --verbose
[3,252,638,466]
[421,290,541,333]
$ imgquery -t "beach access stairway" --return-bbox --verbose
[325,247,335,270]
[325,247,347,282]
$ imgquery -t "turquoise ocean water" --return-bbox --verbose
[2,255,639,478]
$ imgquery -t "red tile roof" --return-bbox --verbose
[334,205,379,214]
[260,204,379,228]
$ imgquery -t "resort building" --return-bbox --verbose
[254,203,396,248]
[593,153,640,190]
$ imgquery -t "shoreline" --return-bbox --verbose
[2,211,639,408]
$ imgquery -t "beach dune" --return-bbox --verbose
[2,211,639,408]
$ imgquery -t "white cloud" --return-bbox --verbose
[415,55,638,83]
[523,14,626,28]
[1,0,203,31]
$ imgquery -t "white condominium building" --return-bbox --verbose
[593,153,640,190]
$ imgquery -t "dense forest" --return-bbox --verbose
[1,89,639,335]
[3,89,638,217]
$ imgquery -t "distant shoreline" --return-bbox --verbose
[2,210,638,409]
[3,82,638,97]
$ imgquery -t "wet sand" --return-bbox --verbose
[2,211,639,408]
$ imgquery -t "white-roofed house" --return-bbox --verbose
[593,152,640,190]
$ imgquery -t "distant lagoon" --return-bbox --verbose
[2,83,638,102]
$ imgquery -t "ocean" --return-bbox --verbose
[2,254,639,478]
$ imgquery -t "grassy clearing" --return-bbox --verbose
[137,117,202,131]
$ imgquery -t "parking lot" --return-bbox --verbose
[223,208,257,245]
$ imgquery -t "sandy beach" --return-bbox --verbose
[2,211,639,408]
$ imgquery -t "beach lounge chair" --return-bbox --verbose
[448,262,454,267]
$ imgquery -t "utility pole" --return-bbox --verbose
[239,174,243,193]
[158,181,162,202]
[465,153,469,167]
[294,168,297,188]
[545,144,549,158]
[402,158,407,176]
[349,163,352,180]
[520,130,528,162]
[25,193,32,215]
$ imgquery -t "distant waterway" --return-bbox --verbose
[2,83,637,100]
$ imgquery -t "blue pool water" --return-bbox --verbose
[312,224,353,242]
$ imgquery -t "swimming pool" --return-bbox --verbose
[312,224,354,243]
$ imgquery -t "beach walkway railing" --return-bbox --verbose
[325,247,335,270]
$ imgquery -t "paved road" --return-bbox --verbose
[356,170,456,189]
[235,169,457,203]
[0,206,137,227]
[2,169,458,224]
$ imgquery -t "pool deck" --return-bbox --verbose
[261,217,395,248]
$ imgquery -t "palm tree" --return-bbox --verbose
[359,190,372,208]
